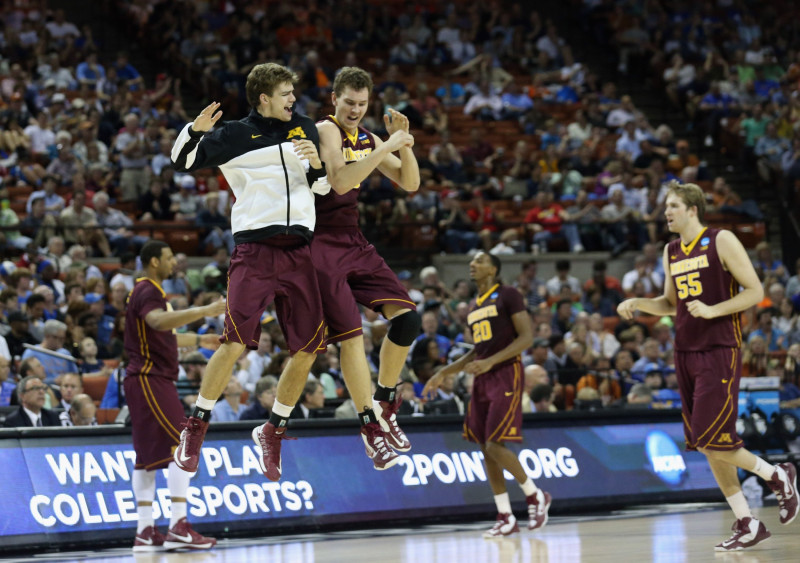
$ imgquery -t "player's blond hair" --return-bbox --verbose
[332,67,374,97]
[666,180,706,223]
[245,63,298,109]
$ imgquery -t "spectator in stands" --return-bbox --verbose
[170,175,201,221]
[622,255,663,295]
[138,179,173,221]
[587,312,620,359]
[748,308,785,352]
[600,186,638,257]
[21,319,77,384]
[463,78,503,121]
[438,193,480,254]
[5,310,35,361]
[78,336,111,378]
[666,139,701,178]
[621,383,653,409]
[754,122,790,184]
[2,375,61,427]
[291,379,326,420]
[57,372,82,411]
[235,331,273,394]
[631,338,666,380]
[739,103,769,164]
[0,356,14,406]
[59,189,112,257]
[115,113,149,201]
[743,335,770,378]
[524,190,583,254]
[26,174,64,217]
[211,378,244,422]
[577,356,621,406]
[531,383,556,413]
[196,192,235,254]
[76,50,105,88]
[239,375,278,421]
[92,192,145,256]
[59,393,97,427]
[753,241,788,286]
[23,111,56,160]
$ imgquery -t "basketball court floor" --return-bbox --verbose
[5,503,799,563]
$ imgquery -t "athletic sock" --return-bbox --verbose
[751,456,778,481]
[358,408,377,426]
[192,394,216,421]
[136,504,153,533]
[374,383,396,402]
[520,478,538,497]
[726,491,753,521]
[268,400,294,429]
[494,492,512,514]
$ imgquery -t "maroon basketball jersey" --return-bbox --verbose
[668,228,742,351]
[468,284,526,366]
[124,278,179,381]
[314,115,376,229]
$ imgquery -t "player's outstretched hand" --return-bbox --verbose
[199,334,222,350]
[191,102,222,132]
[617,298,638,320]
[292,139,322,169]
[384,108,410,134]
[205,297,226,318]
[686,300,715,319]
[422,370,446,400]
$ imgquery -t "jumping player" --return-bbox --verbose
[423,252,551,538]
[314,67,421,463]
[618,181,797,552]
[125,240,224,552]
[170,63,332,482]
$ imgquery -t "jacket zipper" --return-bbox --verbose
[278,144,290,234]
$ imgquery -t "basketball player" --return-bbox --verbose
[313,66,421,464]
[423,252,551,538]
[170,63,333,482]
[126,240,224,551]
[618,181,797,551]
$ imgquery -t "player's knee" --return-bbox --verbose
[387,310,421,346]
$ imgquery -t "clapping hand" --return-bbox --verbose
[191,102,223,133]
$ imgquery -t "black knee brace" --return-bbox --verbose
[387,310,421,346]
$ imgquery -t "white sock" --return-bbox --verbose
[195,394,216,411]
[520,478,538,497]
[132,469,156,532]
[494,492,511,514]
[726,491,752,521]
[168,462,191,527]
[751,456,776,481]
[137,504,153,533]
[272,399,294,418]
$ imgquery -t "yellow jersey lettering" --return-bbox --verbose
[670,254,710,276]
[467,305,498,325]
[287,127,306,139]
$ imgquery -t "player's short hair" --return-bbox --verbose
[140,240,169,269]
[487,253,502,276]
[332,66,374,97]
[666,180,706,223]
[246,63,298,109]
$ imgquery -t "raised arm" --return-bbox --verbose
[145,298,226,332]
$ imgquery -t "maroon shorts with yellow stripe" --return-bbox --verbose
[675,348,743,452]
[311,228,416,344]
[464,361,524,445]
[224,240,326,355]
[124,374,185,470]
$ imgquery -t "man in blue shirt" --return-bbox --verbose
[20,319,77,384]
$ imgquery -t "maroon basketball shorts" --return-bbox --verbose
[311,229,415,343]
[224,241,326,355]
[675,348,744,452]
[124,374,185,470]
[464,361,524,444]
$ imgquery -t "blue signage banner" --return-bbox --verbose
[0,418,719,551]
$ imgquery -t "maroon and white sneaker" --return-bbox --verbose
[252,422,296,481]
[173,417,209,473]
[714,518,771,552]
[527,490,552,530]
[361,422,400,470]
[766,462,798,525]
[483,513,519,538]
[133,526,165,552]
[163,517,216,551]
[374,397,411,452]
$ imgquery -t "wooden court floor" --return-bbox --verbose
[8,503,800,563]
